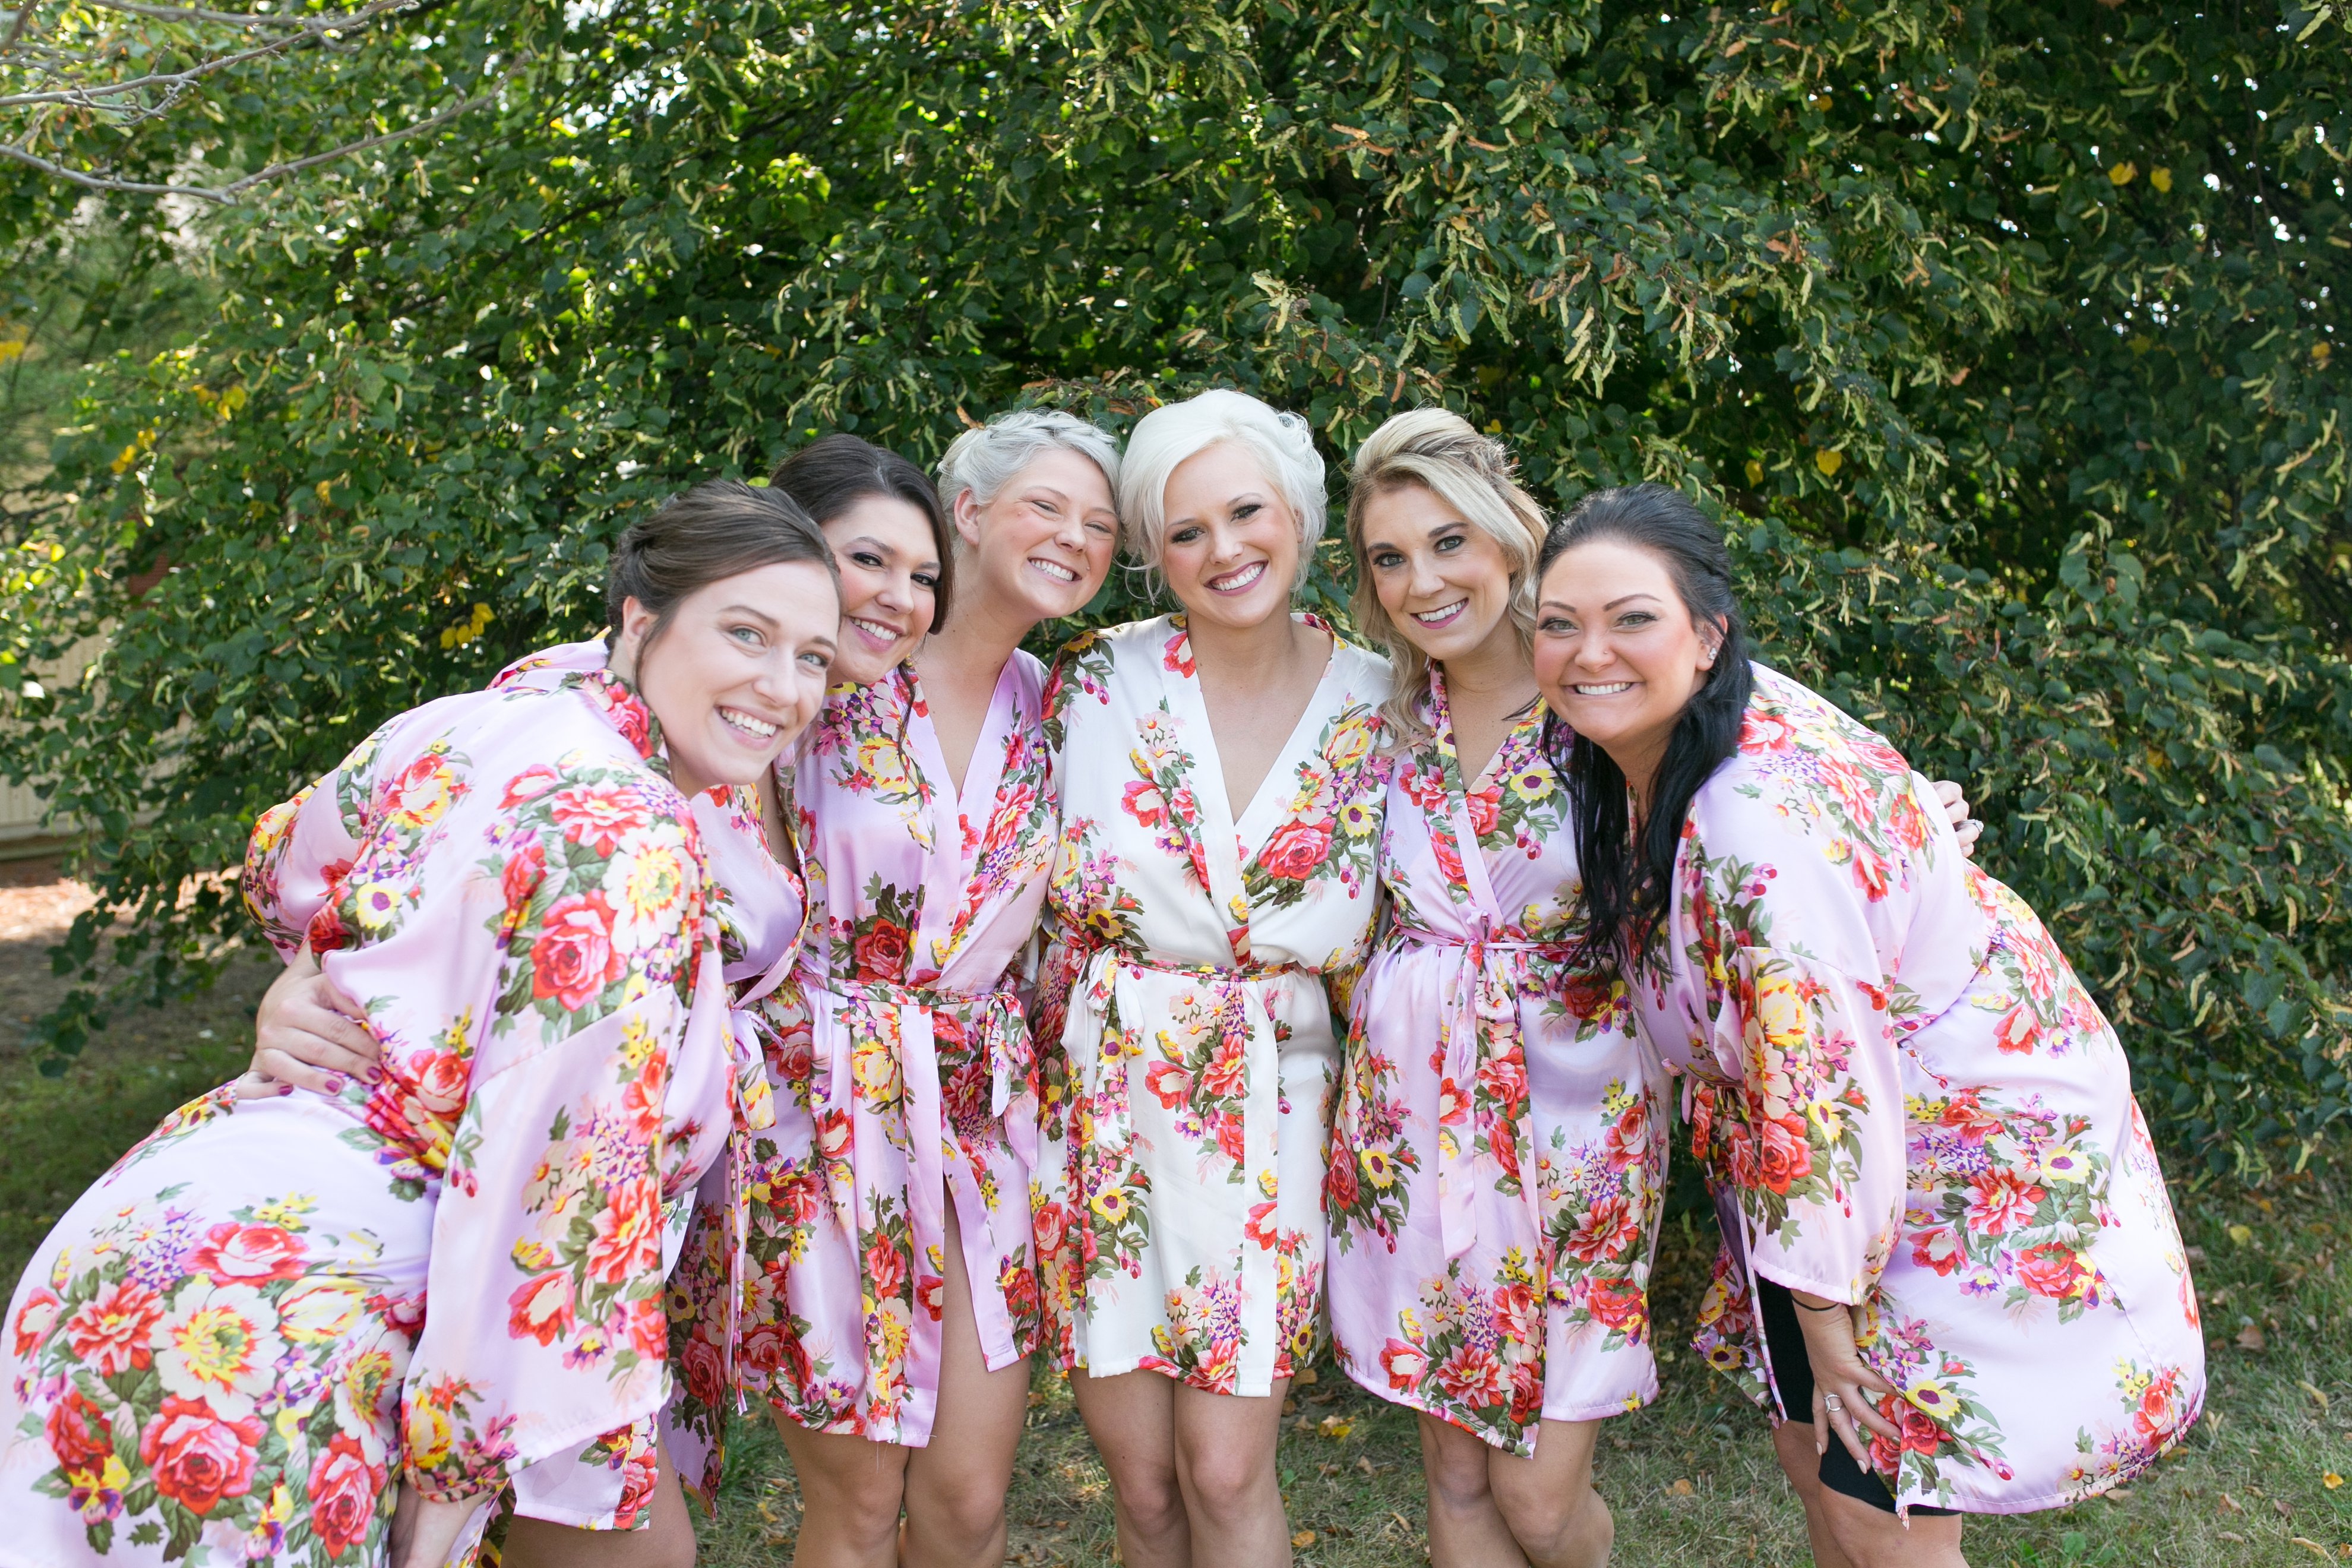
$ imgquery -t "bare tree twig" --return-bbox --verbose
[80,1,411,32]
[0,73,507,201]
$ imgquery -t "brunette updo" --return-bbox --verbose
[605,479,837,653]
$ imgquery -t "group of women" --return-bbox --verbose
[0,387,2206,1568]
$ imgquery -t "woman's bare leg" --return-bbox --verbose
[776,1417,911,1568]
[1170,1374,1292,1567]
[1771,1420,1967,1568]
[1485,1418,1611,1568]
[899,1206,1032,1566]
[501,1447,697,1568]
[1070,1367,1190,1568]
[1420,1414,1531,1568]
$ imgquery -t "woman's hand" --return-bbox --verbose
[387,1482,488,1568]
[1789,1291,1905,1465]
[1930,779,1983,858]
[232,949,381,1101]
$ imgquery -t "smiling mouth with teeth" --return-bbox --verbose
[1573,682,1635,696]
[1030,559,1079,583]
[1412,600,1466,624]
[720,707,782,739]
[847,617,902,642]
[1210,561,1267,592]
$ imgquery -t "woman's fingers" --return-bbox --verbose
[1932,778,1969,822]
[230,1070,290,1102]
[1810,1387,1831,1457]
[249,1048,350,1096]
[1822,1386,1873,1464]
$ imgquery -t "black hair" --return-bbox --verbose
[605,478,837,650]
[768,434,954,633]
[1537,482,1754,972]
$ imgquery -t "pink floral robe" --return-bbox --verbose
[1033,615,1388,1396]
[1327,672,1664,1453]
[732,658,1057,1448]
[0,656,771,1567]
[485,641,808,1508]
[1655,665,2204,1514]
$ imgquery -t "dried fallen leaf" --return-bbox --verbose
[2218,1531,2246,1544]
[2326,1472,2345,1490]
[1318,1415,1355,1440]
[2228,1224,2254,1245]
[2106,1487,2131,1501]
[2300,1379,2330,1411]
[2221,1492,2243,1513]
[2291,1539,2331,1560]
[1668,1478,1695,1497]
[2237,1322,2268,1352]
[1293,1367,1319,1387]
[2278,1499,2294,1518]
[1291,1531,1316,1548]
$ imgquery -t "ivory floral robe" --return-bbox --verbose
[485,641,808,1507]
[733,658,1057,1448]
[0,657,771,1567]
[1327,674,1664,1453]
[1034,614,1388,1396]
[1652,665,2204,1514]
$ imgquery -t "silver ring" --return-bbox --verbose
[1964,818,1983,833]
[1822,1394,1845,1412]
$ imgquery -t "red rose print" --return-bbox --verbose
[1430,830,1465,884]
[139,1396,264,1518]
[1144,1060,1192,1110]
[865,1235,909,1298]
[1756,1116,1813,1194]
[307,1433,387,1559]
[1466,787,1500,838]
[1324,1143,1360,1210]
[1162,630,1196,676]
[681,1332,725,1403]
[1200,1034,1248,1100]
[613,1439,661,1528]
[501,837,546,913]
[1602,1101,1647,1171]
[412,1048,470,1120]
[1380,1338,1426,1392]
[2015,1243,2082,1300]
[1586,1278,1646,1332]
[919,1273,945,1322]
[619,1296,668,1360]
[531,891,625,1010]
[587,1177,663,1285]
[1244,1201,1279,1250]
[1436,1342,1506,1408]
[1213,1112,1246,1165]
[12,1286,59,1357]
[507,1271,576,1345]
[62,1279,161,1376]
[501,763,564,807]
[307,902,350,954]
[1900,1403,1943,1455]
[1509,1358,1544,1423]
[189,1222,307,1287]
[1257,817,1335,883]
[319,858,354,893]
[46,1391,113,1476]
[1121,780,1166,828]
[853,921,910,983]
[551,785,650,855]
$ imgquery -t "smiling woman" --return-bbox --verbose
[0,482,840,1568]
[1531,485,2205,1566]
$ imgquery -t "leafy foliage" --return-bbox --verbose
[2,0,2347,1175]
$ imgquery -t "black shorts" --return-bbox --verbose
[1755,1279,1959,1518]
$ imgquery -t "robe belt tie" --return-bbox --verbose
[1387,924,1560,1264]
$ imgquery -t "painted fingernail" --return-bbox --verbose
[326,1074,346,1094]
[279,1083,295,1096]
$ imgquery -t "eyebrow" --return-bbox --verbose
[1537,592,1665,614]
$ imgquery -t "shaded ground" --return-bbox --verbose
[1,866,2347,1564]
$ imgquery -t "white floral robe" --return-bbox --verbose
[1033,615,1388,1396]
[1327,672,1664,1453]
[1654,665,2205,1514]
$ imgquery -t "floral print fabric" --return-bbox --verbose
[0,656,768,1565]
[1033,615,1388,1397]
[484,640,805,1511]
[1645,664,2204,1513]
[729,657,1057,1452]
[1327,672,1664,1454]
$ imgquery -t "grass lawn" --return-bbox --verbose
[4,898,2348,1563]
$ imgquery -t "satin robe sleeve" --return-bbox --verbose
[239,712,420,957]
[1681,773,1947,1305]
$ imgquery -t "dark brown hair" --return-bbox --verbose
[605,479,837,649]
[769,434,953,632]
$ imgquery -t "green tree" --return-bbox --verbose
[4,0,2347,1176]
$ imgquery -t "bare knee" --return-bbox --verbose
[1772,1420,1829,1506]
[801,1460,908,1547]
[1493,1468,1608,1559]
[908,1471,1011,1551]
[1420,1431,1498,1516]
[1176,1440,1274,1523]
[1112,1464,1188,1538]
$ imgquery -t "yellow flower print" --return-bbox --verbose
[1092,1185,1131,1223]
[350,880,406,932]
[1753,970,1808,1051]
[1507,768,1549,803]
[1326,717,1375,769]
[620,1014,658,1070]
[408,1395,454,1469]
[1905,1379,1959,1419]
[1258,1168,1279,1199]
[249,1193,318,1228]
[1338,800,1378,837]
[851,1035,903,1102]
[277,1277,367,1343]
[1361,1149,1398,1189]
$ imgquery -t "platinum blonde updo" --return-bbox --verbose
[937,407,1123,516]
[1116,388,1327,589]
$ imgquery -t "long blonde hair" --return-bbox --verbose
[1343,409,1549,747]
